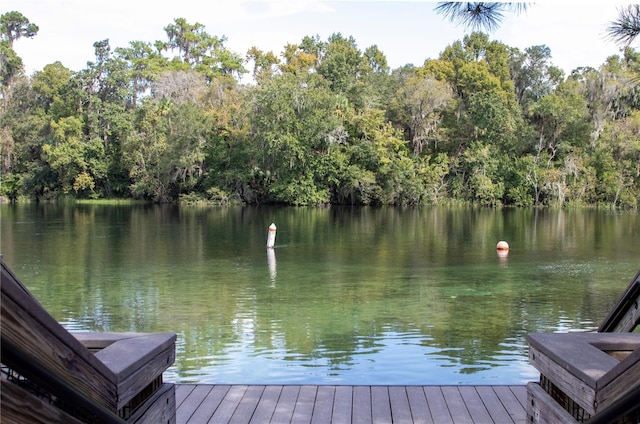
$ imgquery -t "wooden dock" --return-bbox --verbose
[175,384,528,423]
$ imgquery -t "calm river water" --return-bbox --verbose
[1,204,638,385]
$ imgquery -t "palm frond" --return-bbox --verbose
[434,2,530,32]
[606,5,640,46]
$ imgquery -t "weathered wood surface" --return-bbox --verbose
[128,383,176,424]
[595,346,640,413]
[175,384,527,424]
[0,378,84,424]
[1,259,118,410]
[1,258,177,422]
[526,382,576,424]
[527,332,640,415]
[74,332,177,409]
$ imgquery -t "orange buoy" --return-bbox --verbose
[496,240,509,251]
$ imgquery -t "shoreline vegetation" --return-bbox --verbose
[2,196,638,213]
[1,13,639,209]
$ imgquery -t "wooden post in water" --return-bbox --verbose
[267,223,277,248]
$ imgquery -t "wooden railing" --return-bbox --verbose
[0,258,176,423]
[526,269,640,424]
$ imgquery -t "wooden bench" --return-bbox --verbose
[0,258,177,423]
[526,270,640,423]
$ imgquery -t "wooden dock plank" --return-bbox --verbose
[476,385,514,423]
[424,386,453,424]
[332,386,353,424]
[352,386,372,424]
[510,385,527,409]
[176,384,213,423]
[371,386,391,424]
[406,386,434,424]
[311,385,336,424]
[442,386,473,424]
[175,384,196,410]
[457,386,493,423]
[271,385,300,423]
[177,384,529,424]
[292,385,318,424]
[249,385,282,424]
[210,385,248,423]
[493,385,526,423]
[231,385,265,424]
[388,386,413,423]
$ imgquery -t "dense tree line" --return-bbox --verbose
[1,11,639,207]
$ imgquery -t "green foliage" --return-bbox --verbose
[123,96,211,202]
[0,11,38,47]
[248,71,339,205]
[161,17,245,80]
[460,142,505,206]
[2,14,639,208]
[594,111,640,207]
[393,73,453,155]
[503,156,535,207]
[0,40,23,89]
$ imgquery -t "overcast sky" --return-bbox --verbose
[3,1,632,78]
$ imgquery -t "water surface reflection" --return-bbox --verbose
[1,204,638,384]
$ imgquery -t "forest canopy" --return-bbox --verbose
[1,11,639,207]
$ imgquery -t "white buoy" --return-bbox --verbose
[267,223,277,248]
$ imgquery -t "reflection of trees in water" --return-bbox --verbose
[2,204,637,382]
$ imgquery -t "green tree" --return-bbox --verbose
[395,73,453,155]
[249,71,338,205]
[353,44,393,111]
[75,39,133,197]
[0,11,38,48]
[42,115,105,197]
[504,155,536,206]
[125,74,212,202]
[363,45,389,74]
[162,18,245,80]
[525,79,592,205]
[163,18,211,65]
[30,62,77,119]
[595,110,640,206]
[335,106,420,205]
[246,46,279,81]
[316,33,362,95]
[201,76,250,202]
[1,65,73,201]
[509,45,563,114]
[280,42,317,76]
[0,41,23,99]
[418,153,451,204]
[459,141,505,206]
[115,40,168,106]
[0,11,39,104]
[529,79,591,162]
[435,34,523,155]
[571,56,640,142]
